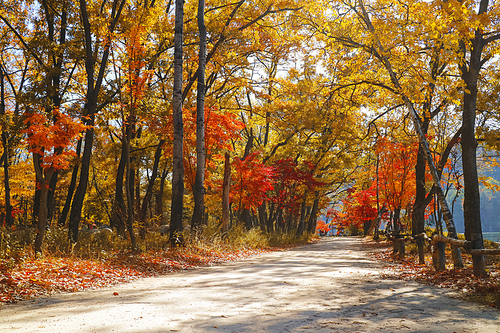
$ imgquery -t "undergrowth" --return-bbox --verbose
[0,222,315,262]
[0,222,315,304]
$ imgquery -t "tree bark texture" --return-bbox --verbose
[170,0,185,247]
[459,9,487,276]
[191,0,207,231]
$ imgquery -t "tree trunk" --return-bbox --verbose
[47,170,59,225]
[125,136,136,250]
[0,67,12,228]
[307,196,319,234]
[33,153,54,254]
[110,142,127,234]
[68,118,95,243]
[1,134,12,228]
[296,195,307,237]
[170,0,185,247]
[34,183,49,254]
[412,120,429,264]
[357,0,463,267]
[267,202,275,233]
[191,0,207,231]
[221,152,231,235]
[258,203,267,233]
[155,169,168,224]
[393,207,401,234]
[58,139,82,227]
[459,10,487,277]
[461,80,486,275]
[69,0,125,243]
[138,140,165,238]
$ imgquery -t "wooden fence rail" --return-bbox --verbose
[384,231,500,271]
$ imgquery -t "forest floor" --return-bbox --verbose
[370,239,500,308]
[0,237,499,332]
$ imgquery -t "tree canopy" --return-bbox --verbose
[0,0,500,277]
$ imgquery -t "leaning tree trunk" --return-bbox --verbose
[138,140,165,238]
[58,139,82,227]
[357,0,463,268]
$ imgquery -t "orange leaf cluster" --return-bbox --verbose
[23,109,87,170]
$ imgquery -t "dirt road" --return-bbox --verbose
[0,237,498,332]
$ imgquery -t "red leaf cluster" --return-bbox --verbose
[231,151,275,211]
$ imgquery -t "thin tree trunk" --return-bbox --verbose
[110,141,127,234]
[191,0,207,231]
[372,153,380,240]
[0,67,12,228]
[69,118,95,243]
[47,170,59,225]
[155,169,168,224]
[267,201,275,233]
[125,136,136,250]
[296,194,307,237]
[170,0,185,247]
[221,152,231,235]
[258,203,267,233]
[307,196,320,234]
[58,139,82,226]
[138,140,165,238]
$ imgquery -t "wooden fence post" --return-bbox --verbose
[436,241,446,271]
[398,239,405,259]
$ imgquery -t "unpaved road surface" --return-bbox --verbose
[0,237,498,333]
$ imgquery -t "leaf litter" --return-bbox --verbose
[0,247,271,305]
[366,239,500,308]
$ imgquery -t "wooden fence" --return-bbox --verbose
[384,231,500,271]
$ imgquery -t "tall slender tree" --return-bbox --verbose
[68,0,126,242]
[191,0,207,231]
[170,0,185,246]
